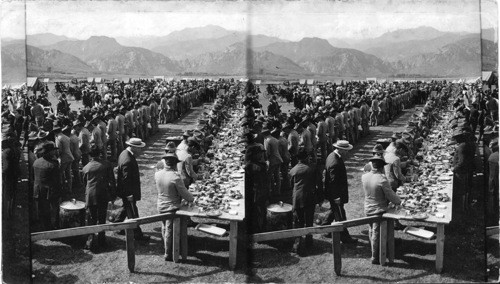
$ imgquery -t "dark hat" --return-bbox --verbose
[261,123,272,134]
[369,155,387,165]
[372,144,385,154]
[164,141,177,153]
[89,143,101,157]
[162,152,180,163]
[37,130,49,140]
[391,132,400,140]
[27,131,39,141]
[297,147,308,160]
[38,141,58,154]
[182,130,191,137]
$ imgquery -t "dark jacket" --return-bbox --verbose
[117,150,142,201]
[82,158,116,206]
[33,157,61,200]
[324,151,349,204]
[289,162,316,209]
[453,142,475,173]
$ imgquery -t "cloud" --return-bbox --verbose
[1,1,26,39]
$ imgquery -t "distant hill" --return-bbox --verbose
[178,43,306,76]
[42,36,181,75]
[153,34,286,60]
[116,25,243,50]
[364,33,478,62]
[27,33,77,47]
[1,42,27,83]
[257,37,393,76]
[481,39,498,71]
[481,28,498,43]
[26,44,95,74]
[391,37,481,77]
[329,26,456,51]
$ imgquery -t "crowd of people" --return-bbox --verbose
[243,80,499,261]
[2,77,498,263]
[1,78,241,250]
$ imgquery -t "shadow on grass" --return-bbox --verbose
[342,270,432,283]
[33,267,80,284]
[134,266,227,283]
[32,243,94,265]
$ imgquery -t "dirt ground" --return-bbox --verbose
[25,87,493,283]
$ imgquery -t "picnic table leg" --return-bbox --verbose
[229,220,238,270]
[379,220,387,266]
[436,224,445,273]
[387,220,395,264]
[180,216,188,260]
[125,228,135,273]
[332,231,342,276]
[173,217,180,263]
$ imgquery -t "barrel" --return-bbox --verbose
[59,199,86,229]
[266,202,292,231]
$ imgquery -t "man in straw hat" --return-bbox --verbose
[362,154,401,264]
[322,140,358,243]
[155,151,194,261]
[116,138,150,241]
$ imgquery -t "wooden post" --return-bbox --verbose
[229,220,238,270]
[332,230,342,276]
[125,228,135,273]
[180,216,188,260]
[379,220,387,266]
[436,224,445,273]
[387,220,395,264]
[173,217,180,263]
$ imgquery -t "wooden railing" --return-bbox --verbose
[251,215,387,276]
[31,212,179,272]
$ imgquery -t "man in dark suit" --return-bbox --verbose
[289,148,317,255]
[117,137,150,241]
[33,142,62,231]
[82,144,116,250]
[322,140,358,244]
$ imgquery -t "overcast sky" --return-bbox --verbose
[0,0,492,41]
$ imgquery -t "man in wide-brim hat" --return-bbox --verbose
[322,140,357,243]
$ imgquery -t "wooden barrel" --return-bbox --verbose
[59,200,86,229]
[266,202,292,231]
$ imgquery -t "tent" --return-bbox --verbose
[94,78,102,84]
[43,78,49,83]
[482,71,497,88]
[27,77,43,91]
[87,77,94,83]
[255,80,261,85]
[299,79,306,85]
[306,79,315,85]
[367,78,377,82]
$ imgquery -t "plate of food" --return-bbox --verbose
[412,213,428,220]
[206,210,222,217]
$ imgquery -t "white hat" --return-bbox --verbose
[126,138,146,148]
[333,140,353,150]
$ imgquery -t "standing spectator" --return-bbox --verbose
[117,138,150,241]
[245,144,269,234]
[488,139,498,220]
[289,148,317,255]
[278,124,291,192]
[362,155,401,265]
[78,120,92,167]
[54,120,74,196]
[67,123,82,188]
[106,111,118,162]
[31,100,45,127]
[33,142,62,231]
[82,144,116,251]
[322,140,358,244]
[2,130,21,217]
[263,124,283,196]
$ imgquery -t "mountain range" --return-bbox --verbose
[2,25,495,82]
